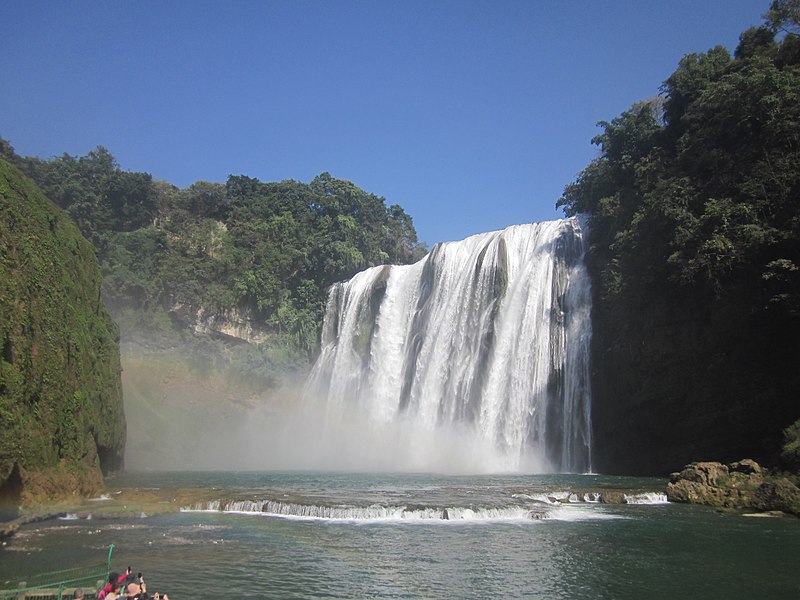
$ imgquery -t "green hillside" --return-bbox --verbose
[0,141,426,470]
[0,157,125,510]
[1,141,425,378]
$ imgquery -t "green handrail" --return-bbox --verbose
[0,544,113,600]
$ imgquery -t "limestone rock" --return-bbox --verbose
[666,461,761,508]
[599,491,626,504]
[729,459,761,475]
[669,461,730,487]
[752,479,800,516]
[668,459,798,516]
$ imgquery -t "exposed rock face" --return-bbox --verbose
[752,479,800,515]
[170,303,270,344]
[667,460,800,516]
[0,158,125,512]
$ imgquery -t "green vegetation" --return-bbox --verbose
[0,141,426,388]
[559,2,800,474]
[0,157,125,508]
[1,128,425,477]
[780,418,800,474]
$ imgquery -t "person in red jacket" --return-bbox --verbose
[98,568,133,600]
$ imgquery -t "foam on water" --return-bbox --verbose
[623,492,669,505]
[180,492,659,524]
[544,505,629,522]
[182,499,548,523]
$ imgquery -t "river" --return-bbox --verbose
[1,471,798,599]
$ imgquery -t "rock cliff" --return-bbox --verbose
[589,283,800,475]
[0,158,125,514]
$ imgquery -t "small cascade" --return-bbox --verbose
[623,492,670,505]
[182,498,549,522]
[304,217,592,473]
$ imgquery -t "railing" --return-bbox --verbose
[0,544,113,600]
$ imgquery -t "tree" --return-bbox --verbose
[764,0,800,34]
[558,14,800,474]
[7,142,424,360]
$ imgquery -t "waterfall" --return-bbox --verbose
[304,216,592,473]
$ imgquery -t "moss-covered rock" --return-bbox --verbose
[0,157,125,512]
[667,461,763,508]
[667,459,800,516]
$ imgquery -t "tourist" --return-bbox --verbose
[124,582,141,599]
[97,572,119,599]
[104,581,123,600]
[73,589,84,599]
[125,580,169,600]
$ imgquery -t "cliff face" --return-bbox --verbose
[0,158,125,511]
[169,303,271,344]
[589,272,800,476]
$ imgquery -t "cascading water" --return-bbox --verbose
[304,216,592,473]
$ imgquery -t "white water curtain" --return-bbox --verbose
[304,217,592,474]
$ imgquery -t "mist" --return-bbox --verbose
[120,342,550,474]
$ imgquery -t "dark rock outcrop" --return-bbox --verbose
[751,479,800,515]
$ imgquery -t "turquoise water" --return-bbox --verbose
[1,472,799,599]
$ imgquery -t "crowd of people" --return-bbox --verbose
[72,567,169,600]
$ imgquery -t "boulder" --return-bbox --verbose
[599,491,626,504]
[667,460,763,509]
[729,459,762,475]
[752,479,800,516]
[669,462,730,487]
[667,459,800,516]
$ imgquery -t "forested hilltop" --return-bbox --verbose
[559,3,800,474]
[0,139,425,374]
[0,141,425,468]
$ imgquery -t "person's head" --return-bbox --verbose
[108,572,119,585]
[73,589,85,599]
[125,582,141,598]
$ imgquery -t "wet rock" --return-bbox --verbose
[752,479,800,516]
[599,491,626,504]
[729,459,761,475]
[667,459,797,516]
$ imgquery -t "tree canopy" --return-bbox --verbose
[558,9,800,473]
[558,20,800,318]
[1,141,426,359]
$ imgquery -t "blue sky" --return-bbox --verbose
[2,1,767,246]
